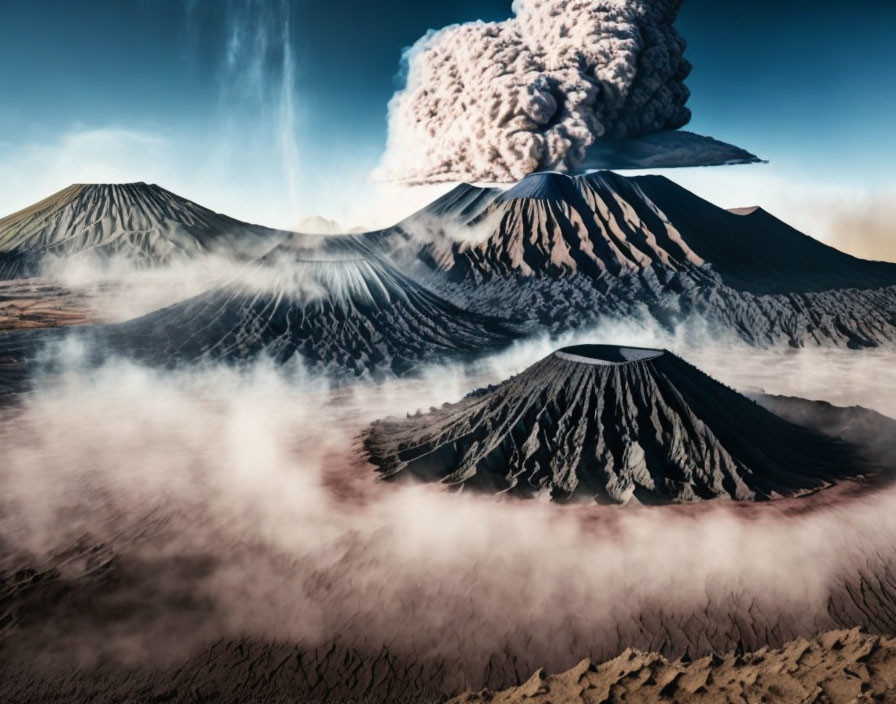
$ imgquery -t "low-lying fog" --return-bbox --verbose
[3,291,896,685]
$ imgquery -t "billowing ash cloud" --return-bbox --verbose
[378,0,692,184]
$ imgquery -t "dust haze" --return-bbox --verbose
[4,313,896,684]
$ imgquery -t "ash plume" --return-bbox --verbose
[377,0,691,184]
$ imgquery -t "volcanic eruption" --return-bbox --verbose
[365,344,871,503]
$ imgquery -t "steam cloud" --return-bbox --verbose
[3,320,896,692]
[378,0,691,184]
[188,0,303,224]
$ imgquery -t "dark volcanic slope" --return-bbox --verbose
[341,171,896,347]
[437,170,896,294]
[630,174,896,294]
[365,345,869,503]
[0,183,284,278]
[0,247,523,385]
[111,254,523,376]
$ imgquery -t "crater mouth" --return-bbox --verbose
[555,344,664,365]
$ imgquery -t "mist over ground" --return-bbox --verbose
[3,308,896,694]
[1,1,894,701]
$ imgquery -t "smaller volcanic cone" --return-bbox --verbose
[104,253,524,377]
[0,248,527,391]
[364,345,869,504]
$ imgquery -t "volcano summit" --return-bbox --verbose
[365,345,870,504]
[346,171,896,348]
[0,183,284,279]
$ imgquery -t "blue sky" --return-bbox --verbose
[0,0,894,253]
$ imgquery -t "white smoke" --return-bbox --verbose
[2,340,896,685]
[189,0,303,225]
[377,0,691,184]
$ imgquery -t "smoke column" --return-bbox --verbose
[377,0,691,184]
[189,0,303,223]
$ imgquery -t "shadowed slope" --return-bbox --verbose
[0,183,284,278]
[365,345,869,503]
[0,247,524,386]
[436,171,896,294]
[335,171,896,347]
[628,173,896,294]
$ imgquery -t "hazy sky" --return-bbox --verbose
[0,0,894,253]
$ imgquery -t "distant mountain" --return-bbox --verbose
[6,171,896,359]
[0,241,524,387]
[325,171,896,348]
[0,183,285,278]
[365,344,870,503]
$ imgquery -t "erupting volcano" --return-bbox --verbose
[340,171,896,348]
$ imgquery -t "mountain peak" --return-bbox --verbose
[0,182,282,278]
[365,346,869,503]
[72,181,152,188]
[498,171,580,202]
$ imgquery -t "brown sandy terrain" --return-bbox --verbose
[451,629,896,704]
[0,278,106,332]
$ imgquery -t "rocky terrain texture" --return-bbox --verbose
[5,473,896,704]
[337,171,896,348]
[449,628,896,704]
[2,391,895,704]
[0,278,106,332]
[365,345,871,503]
[0,247,523,389]
[107,250,524,377]
[10,629,896,704]
[0,183,284,278]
